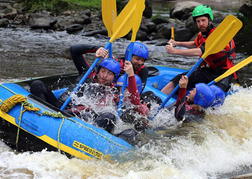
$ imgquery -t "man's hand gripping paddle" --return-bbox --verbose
[117,0,146,117]
[150,15,243,120]
[60,0,140,110]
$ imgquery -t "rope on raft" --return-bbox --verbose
[0,94,64,152]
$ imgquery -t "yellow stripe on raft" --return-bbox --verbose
[0,110,109,160]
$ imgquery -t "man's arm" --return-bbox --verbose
[174,88,187,121]
[174,76,188,121]
[167,40,196,48]
[70,44,101,75]
[166,44,202,56]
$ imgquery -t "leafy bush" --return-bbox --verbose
[17,0,101,14]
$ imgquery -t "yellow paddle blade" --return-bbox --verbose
[110,0,137,42]
[102,0,117,37]
[214,55,252,83]
[131,0,145,42]
[202,15,243,59]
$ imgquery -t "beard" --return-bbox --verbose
[199,25,208,32]
[133,63,141,70]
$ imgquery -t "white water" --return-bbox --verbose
[1,86,252,178]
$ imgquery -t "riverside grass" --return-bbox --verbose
[21,0,125,14]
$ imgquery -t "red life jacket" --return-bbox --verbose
[135,65,145,75]
[194,27,236,70]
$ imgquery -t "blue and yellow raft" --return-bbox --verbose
[0,66,187,160]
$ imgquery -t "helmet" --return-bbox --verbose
[98,58,121,81]
[95,112,116,133]
[115,74,142,93]
[194,83,215,108]
[192,5,214,21]
[125,42,149,61]
[210,85,225,107]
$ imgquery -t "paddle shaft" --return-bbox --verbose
[117,43,134,117]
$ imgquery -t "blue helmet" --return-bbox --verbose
[210,85,226,107]
[125,42,149,61]
[98,58,121,82]
[194,83,215,108]
[115,74,142,93]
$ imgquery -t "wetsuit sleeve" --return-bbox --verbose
[199,42,205,54]
[70,44,100,75]
[174,88,187,121]
[128,75,141,105]
[128,75,149,115]
[137,67,148,92]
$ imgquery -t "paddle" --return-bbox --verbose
[171,27,175,40]
[150,15,242,120]
[208,55,252,86]
[102,0,117,58]
[60,0,139,110]
[117,0,146,117]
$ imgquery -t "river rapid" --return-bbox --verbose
[1,1,252,178]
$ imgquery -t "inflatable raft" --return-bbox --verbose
[0,66,187,160]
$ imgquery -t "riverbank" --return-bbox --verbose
[0,0,251,55]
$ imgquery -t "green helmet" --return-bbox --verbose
[192,5,214,21]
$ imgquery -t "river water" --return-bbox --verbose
[1,1,252,178]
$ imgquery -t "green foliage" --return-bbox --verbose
[63,0,101,8]
[116,0,125,13]
[17,0,101,14]
[17,0,126,15]
[239,15,252,34]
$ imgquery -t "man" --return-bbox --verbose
[70,41,149,92]
[30,58,121,133]
[123,42,149,91]
[161,5,236,95]
[174,76,225,122]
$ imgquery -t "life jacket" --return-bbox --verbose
[194,27,236,70]
[135,65,145,75]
